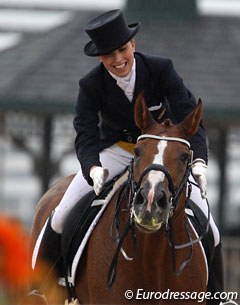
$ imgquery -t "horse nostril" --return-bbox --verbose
[134,188,147,206]
[156,191,167,209]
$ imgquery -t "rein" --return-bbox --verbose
[107,134,210,287]
[107,173,136,288]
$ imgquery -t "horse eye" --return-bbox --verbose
[180,153,190,164]
[133,147,140,158]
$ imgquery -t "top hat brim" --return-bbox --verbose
[84,22,140,57]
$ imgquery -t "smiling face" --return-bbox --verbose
[98,40,135,77]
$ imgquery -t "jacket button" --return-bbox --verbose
[127,136,133,143]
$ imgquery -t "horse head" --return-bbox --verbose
[132,92,202,233]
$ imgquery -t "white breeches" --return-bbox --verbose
[52,144,220,246]
[188,176,220,246]
[52,144,133,233]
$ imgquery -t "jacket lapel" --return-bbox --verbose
[133,53,154,104]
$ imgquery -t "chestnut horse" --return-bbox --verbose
[29,93,208,305]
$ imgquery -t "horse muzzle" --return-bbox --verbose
[132,187,171,233]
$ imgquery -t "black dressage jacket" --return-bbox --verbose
[74,52,208,185]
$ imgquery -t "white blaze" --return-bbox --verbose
[146,141,167,209]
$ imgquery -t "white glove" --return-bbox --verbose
[191,159,208,199]
[90,166,109,196]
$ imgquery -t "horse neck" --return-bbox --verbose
[171,189,187,224]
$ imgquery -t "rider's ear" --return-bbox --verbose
[134,91,155,131]
[180,99,203,137]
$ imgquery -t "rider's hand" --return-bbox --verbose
[90,166,109,196]
[192,159,207,199]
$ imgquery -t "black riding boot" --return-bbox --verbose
[35,214,62,276]
[207,243,238,305]
[207,242,224,305]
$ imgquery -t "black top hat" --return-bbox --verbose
[84,9,140,56]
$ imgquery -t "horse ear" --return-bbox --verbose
[180,99,203,137]
[134,91,155,131]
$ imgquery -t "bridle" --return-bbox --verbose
[134,134,193,215]
[137,134,191,147]
[107,134,210,287]
[133,134,210,245]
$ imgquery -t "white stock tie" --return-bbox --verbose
[109,59,136,102]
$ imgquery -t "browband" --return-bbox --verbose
[137,134,191,148]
